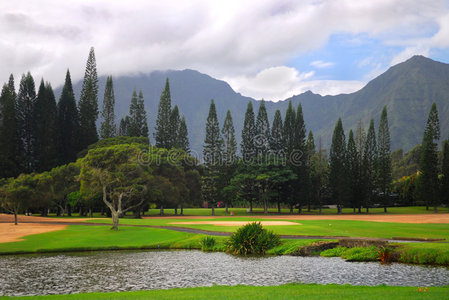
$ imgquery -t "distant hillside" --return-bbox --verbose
[56,55,449,153]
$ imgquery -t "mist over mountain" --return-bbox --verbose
[57,55,449,153]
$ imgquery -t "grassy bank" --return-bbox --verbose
[5,283,449,299]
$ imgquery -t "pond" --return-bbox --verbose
[1,250,449,296]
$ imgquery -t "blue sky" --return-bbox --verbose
[1,0,449,101]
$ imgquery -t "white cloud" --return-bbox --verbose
[0,0,447,99]
[310,60,335,68]
[224,66,365,101]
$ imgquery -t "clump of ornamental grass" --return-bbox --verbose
[200,236,216,251]
[227,222,281,256]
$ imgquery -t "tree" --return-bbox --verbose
[57,70,80,164]
[100,76,116,139]
[283,101,296,157]
[0,175,33,225]
[364,119,377,213]
[418,103,440,212]
[128,89,148,137]
[0,80,20,178]
[118,117,130,136]
[377,106,392,213]
[169,105,181,147]
[255,100,270,156]
[309,137,329,214]
[79,47,99,150]
[355,120,366,212]
[155,78,172,148]
[33,80,58,172]
[221,110,237,213]
[329,118,346,214]
[347,130,359,212]
[80,143,151,230]
[292,103,308,213]
[178,116,190,153]
[441,140,449,210]
[202,100,223,216]
[49,163,81,216]
[241,101,255,161]
[17,72,37,173]
[270,109,284,155]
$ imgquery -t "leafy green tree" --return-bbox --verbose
[17,72,37,173]
[80,143,151,230]
[441,140,449,210]
[270,109,284,155]
[49,162,80,216]
[169,105,181,147]
[57,70,80,164]
[377,106,392,212]
[202,100,223,215]
[155,78,172,148]
[241,101,255,161]
[178,116,190,153]
[0,81,20,178]
[100,76,116,139]
[255,100,270,156]
[329,118,347,214]
[418,103,440,212]
[0,175,33,225]
[220,110,237,213]
[79,47,99,149]
[364,119,377,213]
[33,80,58,172]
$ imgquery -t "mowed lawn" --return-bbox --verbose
[5,283,449,300]
[86,217,449,240]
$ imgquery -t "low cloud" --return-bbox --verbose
[310,60,335,68]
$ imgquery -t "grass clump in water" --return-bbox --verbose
[200,236,216,251]
[320,246,378,262]
[227,222,280,256]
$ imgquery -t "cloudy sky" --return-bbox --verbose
[1,0,449,101]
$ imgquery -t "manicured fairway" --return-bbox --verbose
[5,283,449,299]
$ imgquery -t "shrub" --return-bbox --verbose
[320,246,348,257]
[200,236,216,251]
[377,246,394,264]
[227,222,281,256]
[342,246,379,261]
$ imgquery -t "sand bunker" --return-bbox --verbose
[0,223,67,243]
[170,221,301,226]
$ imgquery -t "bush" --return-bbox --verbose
[227,222,281,256]
[342,246,379,261]
[320,246,348,257]
[200,236,216,251]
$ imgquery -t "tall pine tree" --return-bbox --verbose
[329,118,346,214]
[241,101,255,161]
[57,70,80,164]
[441,140,449,210]
[17,72,37,173]
[270,109,284,155]
[33,80,58,172]
[0,80,19,178]
[79,47,99,149]
[178,115,190,153]
[155,78,172,148]
[169,105,181,148]
[222,110,237,166]
[255,100,270,156]
[347,129,359,213]
[355,120,366,212]
[418,103,440,212]
[293,103,308,213]
[363,119,377,213]
[128,89,149,137]
[100,76,116,139]
[283,101,296,158]
[377,106,392,213]
[202,100,223,216]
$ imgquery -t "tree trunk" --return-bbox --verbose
[89,208,93,218]
[111,211,119,230]
[290,205,293,214]
[250,200,253,213]
[264,199,268,214]
[101,207,104,216]
[181,205,184,216]
[56,206,61,216]
[353,207,356,213]
[175,207,178,215]
[79,207,83,217]
[14,211,18,225]
[434,206,438,213]
[225,202,229,214]
[160,205,164,216]
[384,206,387,213]
[358,206,361,214]
[277,201,281,213]
[298,205,302,214]
[211,205,215,216]
[366,207,369,213]
[67,204,72,216]
[337,205,342,214]
[426,204,429,210]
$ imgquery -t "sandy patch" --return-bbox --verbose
[0,223,67,243]
[169,221,301,226]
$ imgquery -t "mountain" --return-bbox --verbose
[57,55,449,153]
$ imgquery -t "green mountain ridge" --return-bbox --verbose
[59,55,449,153]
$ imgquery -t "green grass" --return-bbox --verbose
[321,246,379,262]
[5,283,449,299]
[397,242,449,266]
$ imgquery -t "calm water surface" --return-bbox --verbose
[1,250,449,296]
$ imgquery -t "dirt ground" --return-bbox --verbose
[0,223,67,243]
[0,214,96,223]
[169,221,301,226]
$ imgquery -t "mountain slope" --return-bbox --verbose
[57,55,449,153]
